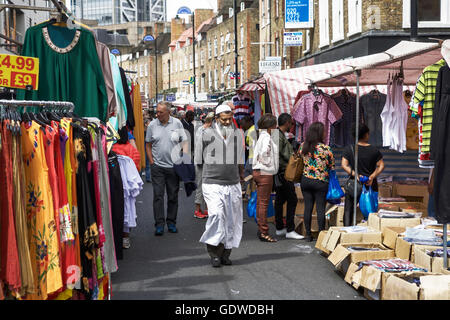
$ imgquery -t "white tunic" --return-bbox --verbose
[199,183,243,249]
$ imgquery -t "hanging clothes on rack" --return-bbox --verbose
[292,90,343,145]
[95,40,118,120]
[109,54,127,131]
[410,59,446,168]
[131,83,146,171]
[381,75,408,153]
[330,89,357,147]
[360,90,387,147]
[16,23,108,121]
[430,60,450,224]
[119,67,135,130]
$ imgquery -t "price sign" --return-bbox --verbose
[0,54,39,90]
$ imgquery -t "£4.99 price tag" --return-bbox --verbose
[0,54,39,90]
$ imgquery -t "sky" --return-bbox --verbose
[166,0,217,20]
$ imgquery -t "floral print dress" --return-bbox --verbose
[22,121,63,300]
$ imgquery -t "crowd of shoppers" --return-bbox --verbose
[139,100,385,267]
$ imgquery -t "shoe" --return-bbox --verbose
[123,237,131,249]
[276,228,287,236]
[257,232,277,242]
[155,226,164,236]
[167,224,178,233]
[194,210,208,219]
[203,210,209,217]
[146,179,151,183]
[286,231,305,240]
[211,257,221,268]
[221,257,232,265]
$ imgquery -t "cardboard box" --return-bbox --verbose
[378,203,400,212]
[321,226,383,252]
[383,273,450,300]
[315,231,331,255]
[378,183,393,198]
[328,243,395,274]
[413,245,448,273]
[367,213,421,232]
[391,202,427,217]
[382,227,406,249]
[394,238,441,262]
[393,184,429,208]
[295,216,322,238]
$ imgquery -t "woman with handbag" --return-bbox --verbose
[299,122,335,242]
[253,114,279,242]
[342,124,385,226]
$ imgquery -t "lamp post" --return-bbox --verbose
[177,6,196,102]
[233,0,239,89]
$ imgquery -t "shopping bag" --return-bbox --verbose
[326,170,344,204]
[359,185,378,219]
[247,191,257,219]
[284,153,304,183]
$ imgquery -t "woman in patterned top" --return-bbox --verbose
[299,122,335,242]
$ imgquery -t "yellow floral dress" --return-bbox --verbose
[21,121,63,300]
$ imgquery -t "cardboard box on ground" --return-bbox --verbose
[368,213,421,232]
[328,243,395,275]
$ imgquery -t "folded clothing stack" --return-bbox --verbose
[426,248,450,258]
[377,210,416,219]
[358,258,428,273]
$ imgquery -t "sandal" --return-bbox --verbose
[258,233,277,243]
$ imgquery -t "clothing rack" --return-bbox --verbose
[0,99,75,111]
[0,98,114,300]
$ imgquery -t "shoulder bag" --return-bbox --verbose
[284,152,304,183]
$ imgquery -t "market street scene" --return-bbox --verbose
[0,0,450,303]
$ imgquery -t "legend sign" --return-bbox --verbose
[0,54,39,90]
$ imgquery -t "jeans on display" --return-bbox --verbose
[275,174,298,232]
[151,164,180,228]
[300,176,329,236]
[428,194,436,218]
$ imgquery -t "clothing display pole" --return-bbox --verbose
[353,70,361,226]
[0,99,75,110]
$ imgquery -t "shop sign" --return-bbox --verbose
[285,0,314,29]
[0,54,39,90]
[166,94,176,102]
[284,32,303,46]
[259,57,282,73]
[157,94,164,102]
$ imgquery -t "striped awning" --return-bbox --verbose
[264,41,441,117]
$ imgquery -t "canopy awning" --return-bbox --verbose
[263,40,442,117]
[238,77,266,92]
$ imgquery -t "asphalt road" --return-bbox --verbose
[110,181,365,300]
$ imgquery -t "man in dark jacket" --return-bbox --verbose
[274,113,304,240]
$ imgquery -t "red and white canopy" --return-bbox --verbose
[263,41,441,117]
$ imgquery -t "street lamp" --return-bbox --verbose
[176,6,196,102]
[143,34,159,102]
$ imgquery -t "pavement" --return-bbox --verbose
[110,180,365,300]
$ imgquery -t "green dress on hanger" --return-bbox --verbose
[16,23,108,122]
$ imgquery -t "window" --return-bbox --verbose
[240,25,244,48]
[275,37,280,57]
[209,70,213,90]
[140,64,143,77]
[262,45,266,60]
[241,2,245,11]
[214,38,218,56]
[214,69,218,90]
[276,0,279,17]
[403,0,450,28]
[201,50,205,65]
[201,76,205,92]
[262,0,265,27]
[332,0,344,42]
[229,7,234,18]
[145,63,148,76]
[220,35,224,55]
[208,41,212,59]
[347,0,362,36]
[319,0,330,48]
[226,33,231,52]
[303,30,311,54]
[145,82,148,97]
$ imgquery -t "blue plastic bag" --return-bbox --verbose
[247,192,275,223]
[247,191,257,219]
[326,170,344,204]
[359,185,378,219]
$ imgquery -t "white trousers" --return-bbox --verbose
[199,183,243,249]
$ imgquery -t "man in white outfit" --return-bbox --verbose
[197,104,245,267]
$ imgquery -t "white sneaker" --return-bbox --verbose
[276,228,287,236]
[286,231,305,240]
[123,237,131,249]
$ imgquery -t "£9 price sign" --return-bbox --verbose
[0,54,39,90]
